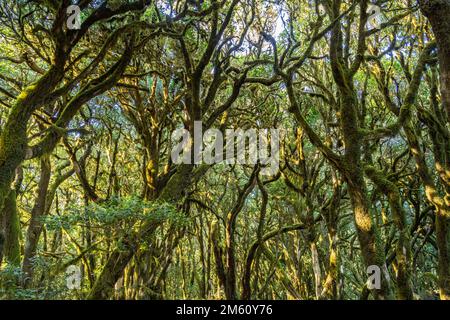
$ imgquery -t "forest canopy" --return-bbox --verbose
[0,0,449,300]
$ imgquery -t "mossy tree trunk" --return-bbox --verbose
[419,0,450,300]
[1,189,20,266]
[320,180,342,300]
[404,123,450,300]
[327,0,392,299]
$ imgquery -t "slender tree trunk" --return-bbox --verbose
[310,241,322,299]
[22,155,51,286]
[365,166,414,299]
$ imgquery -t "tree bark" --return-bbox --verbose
[420,0,450,122]
[22,155,51,287]
[1,189,20,266]
[419,0,450,300]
